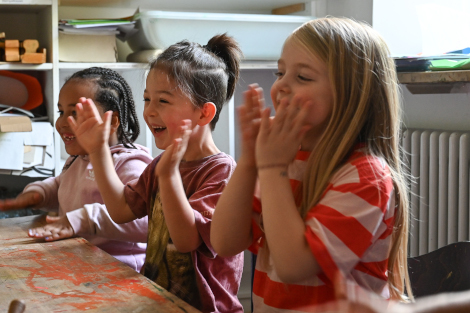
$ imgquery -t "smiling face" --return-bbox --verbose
[143,68,203,150]
[56,80,105,156]
[270,39,334,150]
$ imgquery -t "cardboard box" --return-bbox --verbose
[0,115,32,132]
[59,32,117,62]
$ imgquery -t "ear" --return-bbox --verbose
[197,102,217,127]
[109,111,120,134]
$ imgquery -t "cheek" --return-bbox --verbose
[270,83,278,105]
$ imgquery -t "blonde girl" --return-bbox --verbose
[211,17,411,311]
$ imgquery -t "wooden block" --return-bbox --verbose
[5,47,20,62]
[5,40,19,48]
[21,39,39,53]
[0,32,4,49]
[21,48,46,64]
[272,3,305,15]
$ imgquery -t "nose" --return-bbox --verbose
[56,114,69,130]
[273,75,291,96]
[144,102,158,118]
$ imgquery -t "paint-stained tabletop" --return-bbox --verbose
[0,214,201,313]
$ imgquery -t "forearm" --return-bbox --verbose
[259,167,320,283]
[158,170,202,253]
[211,157,257,256]
[67,204,148,242]
[89,146,136,224]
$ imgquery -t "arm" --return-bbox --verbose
[211,85,264,257]
[0,174,62,212]
[68,98,136,224]
[155,120,202,253]
[255,96,319,284]
[67,204,148,242]
[66,150,152,241]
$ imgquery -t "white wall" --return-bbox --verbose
[373,0,470,131]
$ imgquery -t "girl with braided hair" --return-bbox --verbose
[0,67,152,272]
[69,34,243,312]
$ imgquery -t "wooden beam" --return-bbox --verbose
[272,3,305,15]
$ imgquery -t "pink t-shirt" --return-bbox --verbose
[124,152,243,313]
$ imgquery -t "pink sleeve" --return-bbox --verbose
[23,175,60,212]
[191,161,235,258]
[124,157,160,218]
[66,150,152,239]
[67,203,148,242]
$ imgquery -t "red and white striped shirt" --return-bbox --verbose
[250,147,395,312]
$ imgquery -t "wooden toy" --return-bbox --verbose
[21,39,46,64]
[0,34,46,64]
[5,40,20,62]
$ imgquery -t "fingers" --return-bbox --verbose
[45,215,60,223]
[0,193,41,211]
[78,98,103,123]
[28,224,73,241]
[68,98,106,133]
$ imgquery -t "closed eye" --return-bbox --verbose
[298,75,313,81]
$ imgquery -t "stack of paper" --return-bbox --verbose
[59,18,137,41]
[0,122,54,177]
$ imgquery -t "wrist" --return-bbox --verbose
[257,163,289,171]
[157,167,180,180]
[237,156,258,171]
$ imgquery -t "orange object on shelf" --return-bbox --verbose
[0,70,43,111]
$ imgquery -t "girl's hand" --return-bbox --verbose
[156,120,192,178]
[0,192,43,211]
[237,84,265,167]
[28,215,74,241]
[68,97,113,155]
[256,96,311,168]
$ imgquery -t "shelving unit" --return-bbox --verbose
[398,70,470,84]
[0,0,58,190]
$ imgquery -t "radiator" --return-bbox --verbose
[402,129,470,257]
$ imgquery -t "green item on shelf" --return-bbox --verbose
[429,58,470,71]
[64,19,130,25]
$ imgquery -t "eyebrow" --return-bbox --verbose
[278,59,322,75]
[143,89,174,96]
[57,103,77,108]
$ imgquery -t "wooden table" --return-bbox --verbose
[0,214,201,313]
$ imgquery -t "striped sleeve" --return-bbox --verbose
[304,155,395,284]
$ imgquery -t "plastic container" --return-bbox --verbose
[127,11,314,60]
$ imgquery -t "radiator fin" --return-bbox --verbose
[403,129,470,257]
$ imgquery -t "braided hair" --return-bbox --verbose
[150,33,243,130]
[64,67,140,148]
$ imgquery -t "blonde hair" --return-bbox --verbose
[290,17,412,301]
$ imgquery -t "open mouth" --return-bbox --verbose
[153,126,166,133]
[62,134,75,141]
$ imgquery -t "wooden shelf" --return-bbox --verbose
[398,70,470,84]
[58,61,278,70]
[0,63,53,70]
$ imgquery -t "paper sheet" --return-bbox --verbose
[0,132,25,170]
[23,122,53,146]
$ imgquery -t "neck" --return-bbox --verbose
[183,124,220,161]
[108,133,120,148]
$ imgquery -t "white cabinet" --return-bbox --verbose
[0,0,59,188]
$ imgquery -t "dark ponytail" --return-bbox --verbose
[150,33,243,130]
